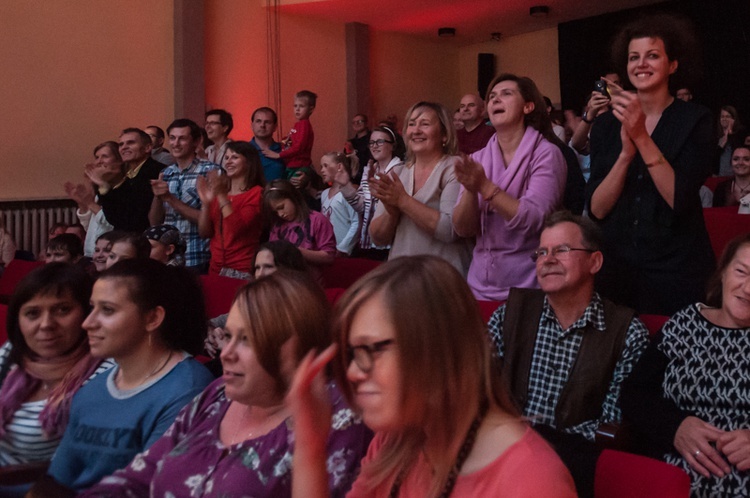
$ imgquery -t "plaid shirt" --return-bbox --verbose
[487,292,649,441]
[161,158,219,267]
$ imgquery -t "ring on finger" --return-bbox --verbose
[694,450,701,457]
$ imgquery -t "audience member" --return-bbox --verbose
[453,109,464,131]
[544,96,567,142]
[45,234,84,265]
[40,260,213,492]
[336,125,405,260]
[622,233,750,497]
[250,107,286,181]
[453,74,566,300]
[369,102,473,276]
[64,224,85,242]
[263,90,317,180]
[91,232,116,273]
[64,141,121,257]
[348,114,371,183]
[265,179,335,279]
[456,93,495,154]
[289,256,576,497]
[0,265,111,469]
[0,215,17,272]
[204,109,233,168]
[145,125,175,166]
[717,105,746,176]
[587,14,715,315]
[149,119,219,273]
[319,152,360,256]
[104,231,151,269]
[488,212,649,497]
[104,128,165,232]
[197,141,265,278]
[81,271,370,497]
[675,87,693,102]
[143,224,185,267]
[713,144,750,207]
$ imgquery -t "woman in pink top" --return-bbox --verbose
[289,256,576,497]
[453,74,566,301]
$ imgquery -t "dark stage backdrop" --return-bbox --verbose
[558,0,750,124]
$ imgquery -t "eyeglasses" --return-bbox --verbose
[205,121,222,127]
[531,244,596,262]
[352,119,366,125]
[368,139,394,148]
[347,339,394,373]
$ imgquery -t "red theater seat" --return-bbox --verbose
[321,258,382,289]
[639,314,669,338]
[477,300,503,323]
[703,176,730,193]
[200,274,247,318]
[703,206,750,261]
[0,259,45,304]
[594,450,690,498]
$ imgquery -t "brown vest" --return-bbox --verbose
[501,287,635,429]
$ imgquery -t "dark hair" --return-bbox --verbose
[543,210,603,251]
[93,141,122,163]
[47,234,83,259]
[371,125,406,161]
[717,105,744,140]
[706,233,750,307]
[120,127,153,147]
[95,230,118,245]
[48,222,68,237]
[232,270,330,395]
[264,179,310,223]
[205,109,234,135]
[295,90,318,108]
[167,119,202,141]
[251,107,278,124]
[485,73,552,138]
[7,263,92,364]
[108,231,152,261]
[98,259,206,354]
[226,141,266,189]
[254,240,307,273]
[145,125,165,140]
[354,113,368,124]
[610,13,699,93]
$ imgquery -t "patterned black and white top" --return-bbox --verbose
[659,304,750,497]
[487,293,649,441]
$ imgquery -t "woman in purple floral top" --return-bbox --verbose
[81,271,370,497]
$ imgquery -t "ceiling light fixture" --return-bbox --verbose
[491,32,502,41]
[438,27,456,37]
[529,5,550,17]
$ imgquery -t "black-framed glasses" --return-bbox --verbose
[531,244,595,262]
[347,339,395,373]
[368,139,394,148]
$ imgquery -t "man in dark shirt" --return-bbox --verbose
[456,93,495,154]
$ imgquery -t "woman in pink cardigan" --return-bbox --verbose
[453,74,566,301]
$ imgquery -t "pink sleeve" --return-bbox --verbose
[310,211,337,255]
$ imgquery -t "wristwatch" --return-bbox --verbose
[582,111,593,124]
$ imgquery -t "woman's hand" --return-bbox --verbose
[196,175,213,204]
[717,429,750,471]
[674,416,730,478]
[84,163,107,189]
[207,169,230,196]
[619,124,637,160]
[454,155,489,194]
[286,345,338,452]
[611,91,648,143]
[370,171,406,209]
[204,326,226,358]
[64,181,94,209]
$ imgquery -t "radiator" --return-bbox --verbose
[0,199,78,258]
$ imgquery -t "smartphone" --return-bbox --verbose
[594,80,610,98]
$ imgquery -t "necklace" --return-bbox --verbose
[734,180,750,197]
[388,401,488,498]
[117,350,173,388]
[231,404,255,444]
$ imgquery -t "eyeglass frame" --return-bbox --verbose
[531,244,596,262]
[346,339,395,373]
[368,139,394,148]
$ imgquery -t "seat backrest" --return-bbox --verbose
[638,314,669,338]
[703,176,731,193]
[321,258,382,289]
[703,206,750,262]
[0,259,45,303]
[200,274,247,319]
[477,299,504,323]
[594,450,691,498]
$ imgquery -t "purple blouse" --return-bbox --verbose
[81,378,370,497]
[458,127,566,301]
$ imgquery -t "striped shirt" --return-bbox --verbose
[0,342,114,465]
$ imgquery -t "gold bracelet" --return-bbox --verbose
[646,155,666,168]
[484,186,502,202]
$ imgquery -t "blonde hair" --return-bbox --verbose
[402,102,458,166]
[331,256,515,495]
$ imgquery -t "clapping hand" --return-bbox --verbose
[370,171,406,209]
[454,154,488,194]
